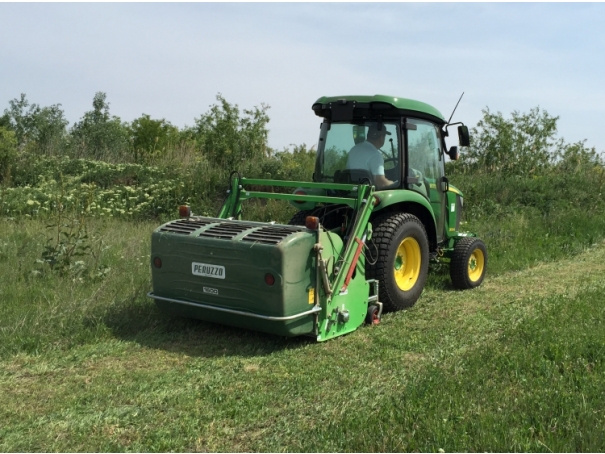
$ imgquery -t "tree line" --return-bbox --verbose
[0,92,289,179]
[1,91,603,186]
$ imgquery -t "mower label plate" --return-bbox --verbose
[192,262,225,279]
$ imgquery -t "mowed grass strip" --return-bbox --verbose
[1,217,605,451]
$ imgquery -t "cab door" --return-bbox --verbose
[406,119,447,242]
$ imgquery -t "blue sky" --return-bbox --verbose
[1,3,604,154]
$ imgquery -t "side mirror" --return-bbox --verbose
[448,146,459,161]
[458,125,470,147]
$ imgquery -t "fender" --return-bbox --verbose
[448,184,463,197]
[372,189,438,249]
[374,189,436,221]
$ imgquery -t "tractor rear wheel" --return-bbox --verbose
[367,213,429,311]
[288,206,351,230]
[288,210,310,226]
[450,237,487,289]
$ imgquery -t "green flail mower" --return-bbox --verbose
[148,95,487,342]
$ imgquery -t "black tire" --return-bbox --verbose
[366,304,381,325]
[450,237,487,290]
[367,213,429,311]
[288,210,310,226]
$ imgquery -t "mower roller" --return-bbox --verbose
[148,95,487,341]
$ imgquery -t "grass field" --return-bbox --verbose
[1,215,605,452]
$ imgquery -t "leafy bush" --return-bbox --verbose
[272,144,316,181]
[0,157,191,219]
[555,139,604,174]
[1,94,69,156]
[449,105,605,215]
[459,107,559,175]
[129,114,180,164]
[70,92,130,161]
[0,126,17,183]
[193,94,270,169]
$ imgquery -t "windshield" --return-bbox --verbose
[314,121,401,189]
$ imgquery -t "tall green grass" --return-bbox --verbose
[2,130,605,450]
[2,155,604,362]
[0,218,154,359]
[450,168,605,274]
[2,215,605,451]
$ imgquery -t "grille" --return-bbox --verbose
[197,222,257,240]
[160,219,215,235]
[241,225,304,245]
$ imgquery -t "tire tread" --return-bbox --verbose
[367,212,429,311]
[450,237,487,289]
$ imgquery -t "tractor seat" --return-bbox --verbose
[334,169,374,186]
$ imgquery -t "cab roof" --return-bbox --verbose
[312,94,446,125]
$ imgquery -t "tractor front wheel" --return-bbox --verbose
[450,237,487,289]
[367,213,429,311]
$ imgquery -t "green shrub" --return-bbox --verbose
[0,126,17,183]
[272,144,316,181]
[129,114,180,164]
[193,94,270,170]
[460,106,559,175]
[1,94,69,156]
[0,157,190,219]
[70,92,130,161]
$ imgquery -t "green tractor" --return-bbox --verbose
[148,95,487,341]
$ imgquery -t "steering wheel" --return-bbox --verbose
[383,157,399,167]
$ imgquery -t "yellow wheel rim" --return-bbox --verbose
[468,248,485,282]
[394,237,421,291]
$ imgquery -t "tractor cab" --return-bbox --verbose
[313,116,449,196]
[314,120,402,190]
[312,95,469,244]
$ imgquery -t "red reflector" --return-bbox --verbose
[179,205,191,218]
[264,273,275,286]
[305,216,319,230]
[373,196,381,207]
[153,257,162,268]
